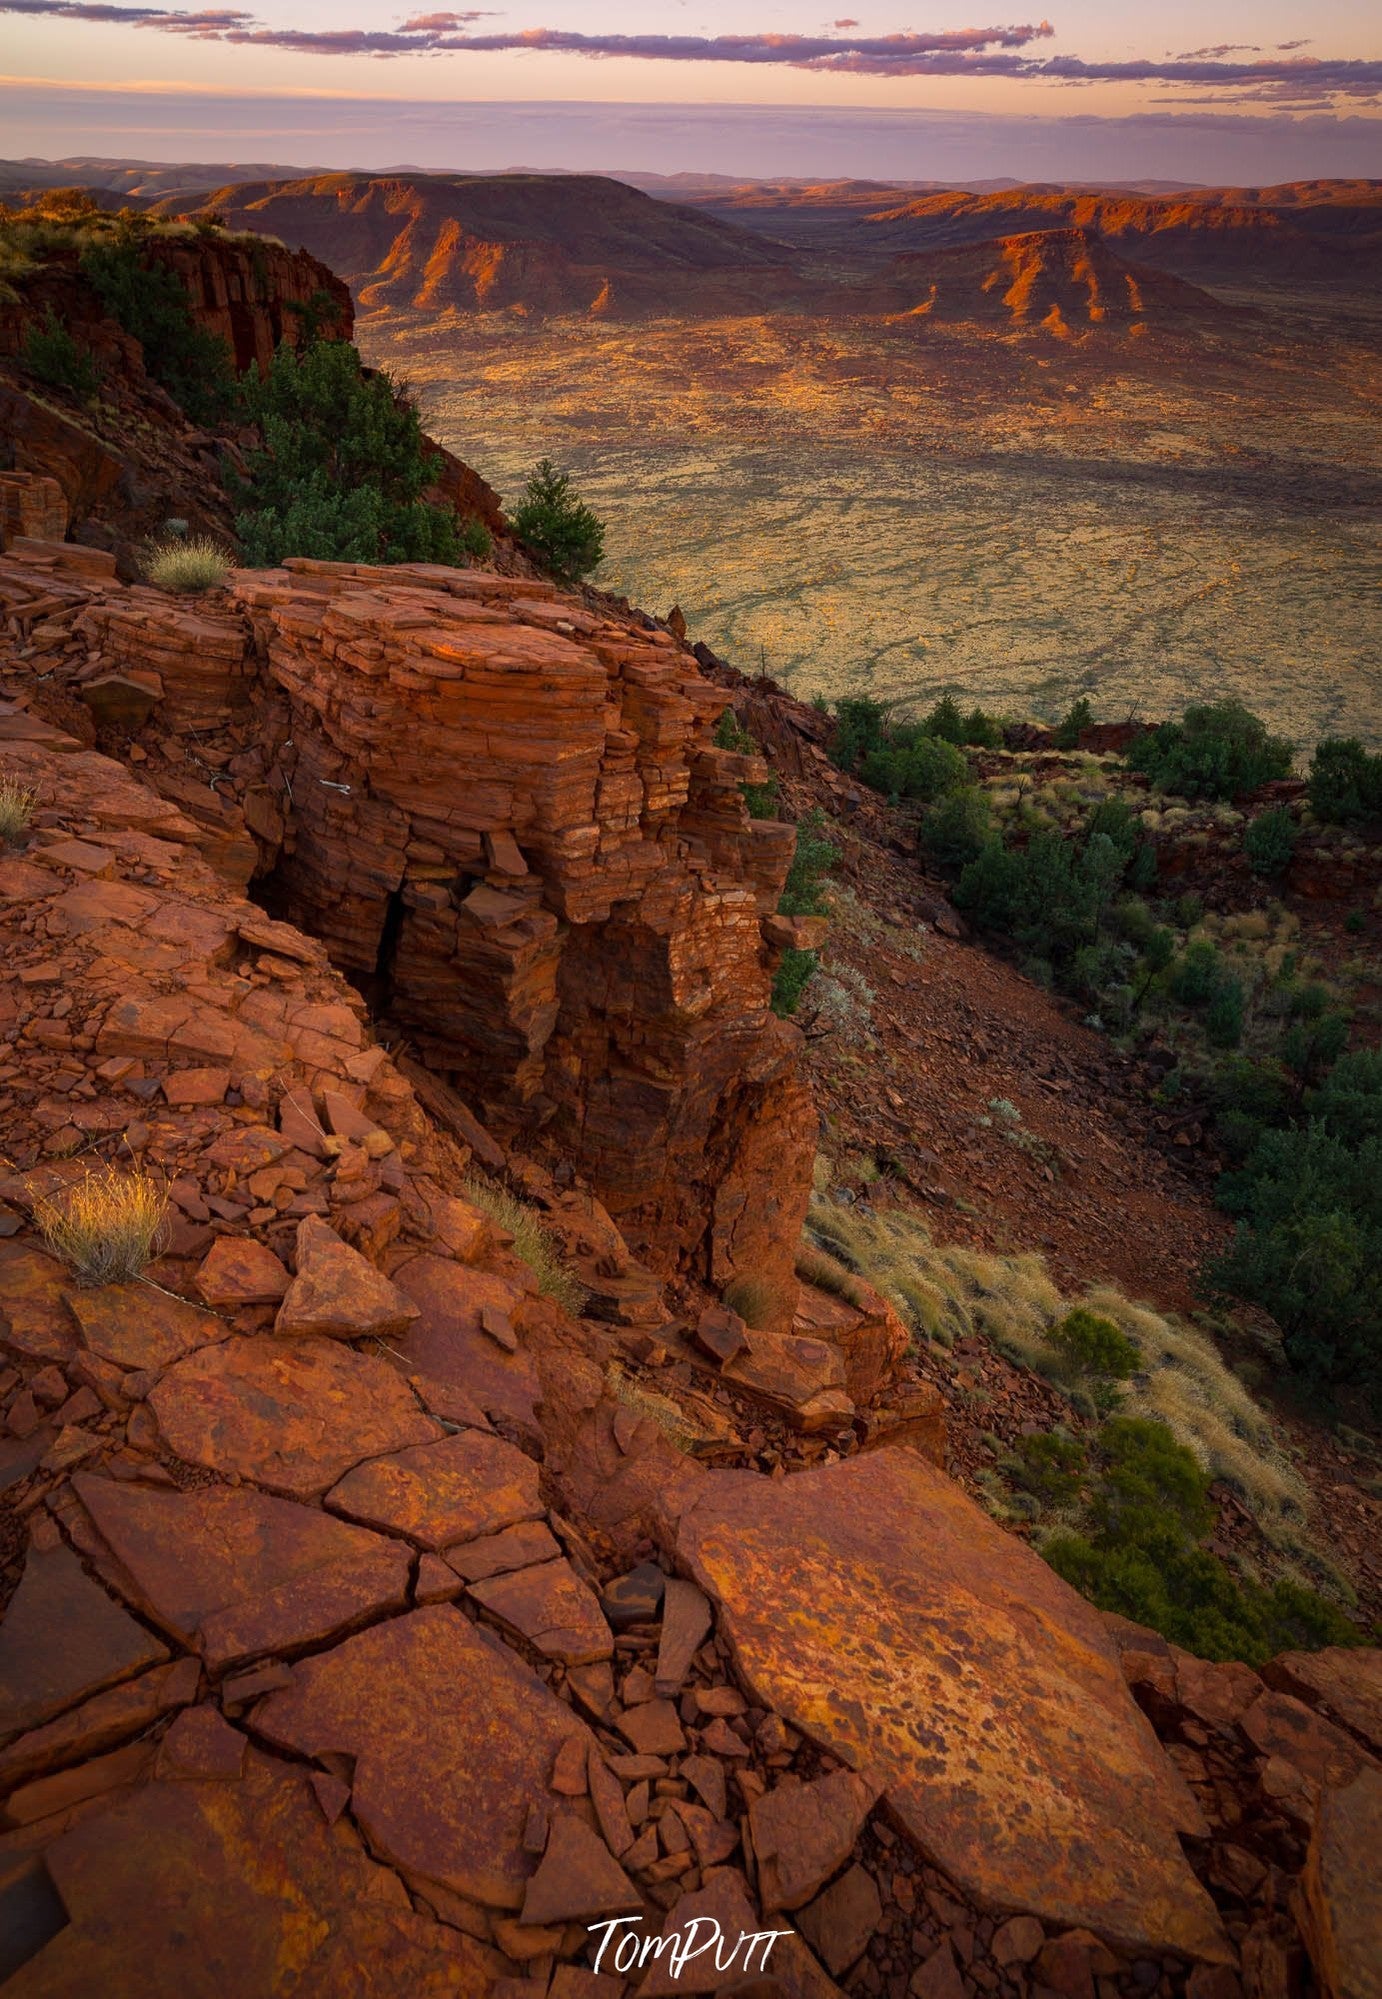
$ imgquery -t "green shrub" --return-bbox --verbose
[1244,806,1297,876]
[81,240,236,422]
[771,947,818,1018]
[234,340,467,567]
[1211,1051,1382,1398]
[1054,696,1093,749]
[1171,939,1225,1007]
[714,708,757,755]
[510,458,604,581]
[830,695,890,773]
[861,733,967,803]
[1009,1432,1085,1508]
[1044,1417,1360,1664]
[920,786,992,871]
[20,307,98,398]
[1206,976,1246,1050]
[1049,1308,1141,1380]
[1127,700,1293,801]
[770,808,839,1017]
[141,536,230,594]
[1308,738,1382,825]
[961,705,1004,748]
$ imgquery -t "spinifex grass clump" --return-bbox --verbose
[35,1165,168,1286]
[141,536,231,595]
[0,775,37,846]
[462,1175,587,1315]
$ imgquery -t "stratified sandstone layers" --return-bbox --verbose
[0,538,816,1304]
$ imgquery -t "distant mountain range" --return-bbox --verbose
[5,157,1377,330]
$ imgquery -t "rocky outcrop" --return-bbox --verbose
[0,539,817,1307]
[142,233,353,375]
[2,569,1381,1999]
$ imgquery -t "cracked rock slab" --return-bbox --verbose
[325,1430,543,1551]
[677,1447,1230,1961]
[75,1475,413,1674]
[251,1604,598,1911]
[148,1335,442,1499]
[0,1544,168,1745]
[1,1748,495,1997]
[468,1559,614,1668]
[66,1284,230,1374]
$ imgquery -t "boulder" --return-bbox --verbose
[677,1447,1228,1959]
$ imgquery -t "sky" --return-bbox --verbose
[3,2,1381,181]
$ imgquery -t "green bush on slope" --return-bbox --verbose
[233,339,482,567]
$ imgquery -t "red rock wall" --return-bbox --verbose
[227,557,814,1305]
[144,235,354,376]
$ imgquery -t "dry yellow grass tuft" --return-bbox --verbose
[35,1164,168,1285]
[462,1174,587,1315]
[141,536,231,595]
[807,1178,1307,1536]
[0,774,37,846]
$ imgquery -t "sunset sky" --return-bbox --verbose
[3,2,1380,179]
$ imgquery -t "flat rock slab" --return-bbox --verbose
[2,1749,494,1997]
[149,1336,441,1499]
[0,1244,78,1364]
[325,1430,544,1551]
[469,1559,614,1667]
[195,1238,291,1308]
[274,1216,419,1340]
[723,1328,854,1434]
[1264,1647,1382,1757]
[0,1657,199,1793]
[392,1255,540,1440]
[446,1520,561,1582]
[67,1284,229,1373]
[1301,1765,1382,1999]
[76,1474,413,1674]
[252,1605,597,1911]
[677,1447,1229,1961]
[750,1769,880,1911]
[0,1544,168,1744]
[520,1811,639,1926]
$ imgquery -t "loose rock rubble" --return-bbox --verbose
[0,543,1378,1999]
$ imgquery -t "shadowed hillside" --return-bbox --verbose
[153,171,801,318]
[839,227,1236,335]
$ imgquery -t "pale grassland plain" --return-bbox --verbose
[367,308,1381,749]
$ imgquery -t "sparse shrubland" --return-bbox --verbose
[804,1180,1357,1659]
[510,458,605,582]
[35,1164,168,1286]
[462,1175,587,1315]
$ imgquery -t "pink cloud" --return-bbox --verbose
[3,6,1378,104]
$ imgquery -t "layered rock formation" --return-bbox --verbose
[1,538,816,1307]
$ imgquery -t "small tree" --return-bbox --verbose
[234,339,467,567]
[1244,806,1296,877]
[510,459,605,582]
[20,307,98,399]
[1055,696,1094,750]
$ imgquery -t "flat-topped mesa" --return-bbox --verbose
[0,538,816,1306]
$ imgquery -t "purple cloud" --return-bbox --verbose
[3,5,1378,104]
